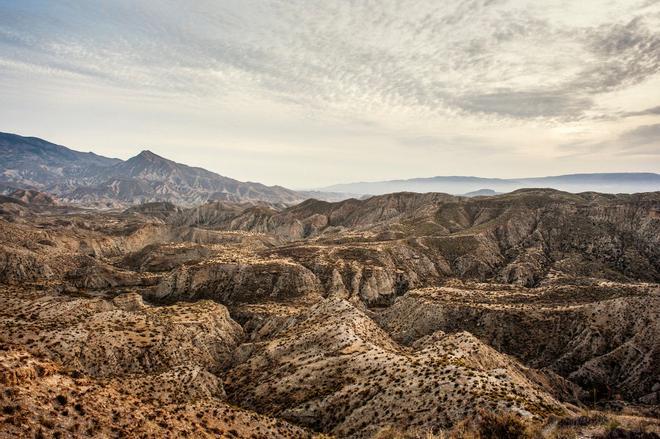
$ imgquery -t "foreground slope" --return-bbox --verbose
[0,286,317,438]
[227,298,567,438]
[0,344,316,438]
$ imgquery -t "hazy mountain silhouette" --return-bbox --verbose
[319,173,660,195]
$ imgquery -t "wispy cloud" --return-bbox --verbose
[559,123,660,158]
[622,106,660,117]
[0,0,658,185]
[617,124,660,155]
[2,0,658,121]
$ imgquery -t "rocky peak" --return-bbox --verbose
[133,149,166,162]
[112,149,182,180]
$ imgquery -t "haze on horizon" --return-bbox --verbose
[0,0,659,189]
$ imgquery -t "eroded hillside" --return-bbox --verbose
[0,189,658,438]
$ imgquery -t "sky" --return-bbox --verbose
[0,0,659,188]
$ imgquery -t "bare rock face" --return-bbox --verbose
[499,246,549,286]
[120,242,215,272]
[64,256,153,289]
[123,201,183,220]
[155,258,322,304]
[0,245,54,283]
[262,240,450,306]
[226,298,565,438]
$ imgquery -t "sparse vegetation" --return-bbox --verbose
[0,190,658,438]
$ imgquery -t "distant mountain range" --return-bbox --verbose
[319,173,660,196]
[2,131,658,208]
[0,132,319,207]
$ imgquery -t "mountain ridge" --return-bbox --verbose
[0,132,307,207]
[2,131,659,208]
